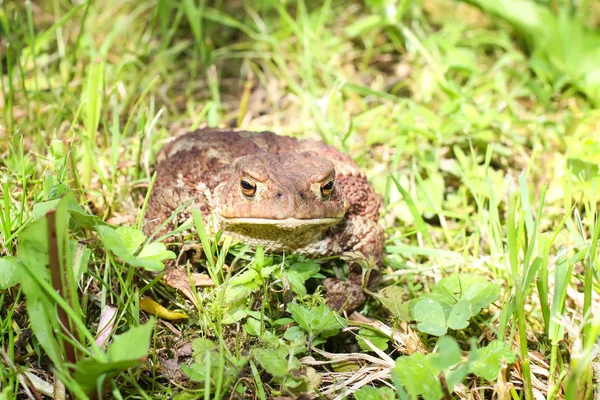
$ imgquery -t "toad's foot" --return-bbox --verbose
[323,275,367,314]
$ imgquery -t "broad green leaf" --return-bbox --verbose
[105,320,154,363]
[447,298,472,330]
[282,259,321,296]
[73,321,155,393]
[567,158,599,182]
[253,348,288,378]
[31,198,61,220]
[283,326,305,342]
[435,274,500,314]
[224,283,256,305]
[354,385,396,400]
[413,299,447,336]
[393,353,443,400]
[97,225,174,271]
[414,274,500,335]
[116,226,146,254]
[137,241,176,265]
[376,286,411,320]
[34,191,105,230]
[357,328,389,352]
[18,196,73,371]
[245,318,262,337]
[25,294,63,367]
[0,256,21,289]
[184,338,250,387]
[191,338,218,363]
[181,363,208,383]
[429,336,461,371]
[287,304,347,337]
[470,341,517,380]
[229,269,259,286]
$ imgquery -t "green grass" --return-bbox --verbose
[1,0,600,398]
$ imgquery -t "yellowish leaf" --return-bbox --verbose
[140,297,188,320]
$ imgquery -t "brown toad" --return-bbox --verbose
[143,128,384,312]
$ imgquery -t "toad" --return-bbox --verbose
[143,129,384,313]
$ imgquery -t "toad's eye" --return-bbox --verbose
[320,179,334,197]
[240,177,257,197]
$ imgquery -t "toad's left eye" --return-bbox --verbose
[320,179,334,197]
[240,177,257,197]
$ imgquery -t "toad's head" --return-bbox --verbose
[214,153,348,247]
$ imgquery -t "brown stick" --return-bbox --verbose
[439,371,453,400]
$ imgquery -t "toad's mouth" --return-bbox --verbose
[219,216,342,229]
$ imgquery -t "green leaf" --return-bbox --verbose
[97,225,174,271]
[137,242,176,265]
[354,385,396,400]
[18,198,70,370]
[191,338,218,363]
[357,328,389,352]
[447,298,472,330]
[32,193,105,230]
[106,320,154,362]
[412,274,500,335]
[229,269,259,286]
[181,363,207,383]
[73,321,155,393]
[245,318,262,337]
[183,338,250,387]
[253,348,288,378]
[116,226,146,254]
[282,259,320,296]
[376,286,411,320]
[31,198,61,220]
[470,340,517,380]
[413,299,447,336]
[287,304,347,337]
[0,256,21,289]
[283,326,305,342]
[393,352,443,400]
[567,158,599,182]
[429,336,461,371]
[435,274,500,314]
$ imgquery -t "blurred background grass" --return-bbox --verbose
[1,0,600,398]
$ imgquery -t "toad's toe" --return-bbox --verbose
[323,277,367,314]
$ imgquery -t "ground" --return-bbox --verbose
[1,0,600,399]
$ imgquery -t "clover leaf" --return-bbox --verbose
[413,299,447,336]
[411,274,499,336]
[470,340,517,380]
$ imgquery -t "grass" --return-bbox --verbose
[1,0,600,398]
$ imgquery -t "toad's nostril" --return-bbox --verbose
[275,192,283,199]
[299,192,305,199]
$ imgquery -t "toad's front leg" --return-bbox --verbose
[143,186,215,305]
[323,215,384,313]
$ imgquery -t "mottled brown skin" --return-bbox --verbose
[143,129,384,313]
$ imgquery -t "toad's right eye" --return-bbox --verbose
[240,177,257,197]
